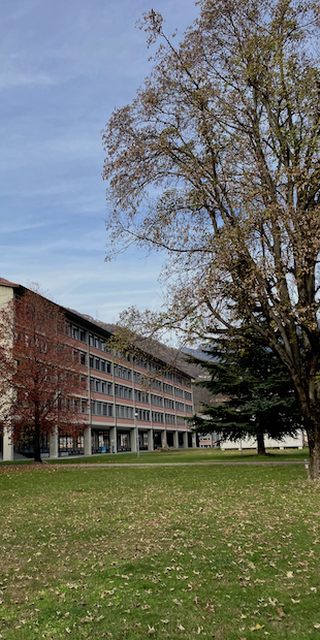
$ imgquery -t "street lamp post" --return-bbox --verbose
[134,411,140,458]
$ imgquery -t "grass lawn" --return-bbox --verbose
[0,463,318,639]
[49,447,309,465]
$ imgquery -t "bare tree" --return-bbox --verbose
[102,0,320,477]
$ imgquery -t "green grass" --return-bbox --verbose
[0,446,309,467]
[0,464,317,639]
[47,446,309,465]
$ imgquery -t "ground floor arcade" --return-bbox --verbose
[1,426,195,460]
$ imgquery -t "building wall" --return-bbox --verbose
[0,281,195,459]
[0,284,15,460]
[65,315,194,456]
[220,432,304,450]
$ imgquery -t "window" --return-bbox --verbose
[164,398,174,410]
[135,356,148,369]
[149,361,160,373]
[95,380,100,393]
[165,413,176,424]
[101,360,105,372]
[174,387,184,398]
[82,400,88,414]
[80,352,86,365]
[101,381,106,394]
[151,394,163,407]
[89,355,94,368]
[89,335,94,346]
[72,326,79,340]
[152,411,164,423]
[135,390,149,403]
[103,403,113,416]
[95,358,100,371]
[137,409,150,421]
[116,405,134,419]
[114,365,131,380]
[80,330,86,342]
[96,402,101,415]
[175,401,185,412]
[185,391,192,401]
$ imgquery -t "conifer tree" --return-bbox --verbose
[191,335,301,454]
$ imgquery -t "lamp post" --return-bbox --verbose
[135,411,140,458]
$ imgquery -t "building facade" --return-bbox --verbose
[0,280,195,460]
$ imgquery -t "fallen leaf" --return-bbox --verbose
[249,624,265,631]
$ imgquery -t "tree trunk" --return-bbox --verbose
[33,416,42,463]
[306,425,320,480]
[257,432,266,455]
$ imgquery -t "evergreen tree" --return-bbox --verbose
[191,335,301,454]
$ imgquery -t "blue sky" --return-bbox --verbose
[0,0,199,321]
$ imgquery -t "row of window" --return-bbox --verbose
[89,355,112,373]
[114,364,132,380]
[70,325,191,388]
[91,402,113,416]
[84,354,191,399]
[89,401,187,426]
[151,394,163,407]
[88,377,193,414]
[115,384,132,399]
[90,377,113,395]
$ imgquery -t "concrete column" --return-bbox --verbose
[173,430,179,449]
[161,430,166,447]
[148,428,154,451]
[110,426,117,454]
[49,428,59,459]
[3,430,14,461]
[183,431,188,449]
[130,427,137,453]
[84,426,92,456]
[192,433,197,448]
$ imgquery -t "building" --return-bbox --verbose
[0,279,195,461]
[220,433,304,450]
